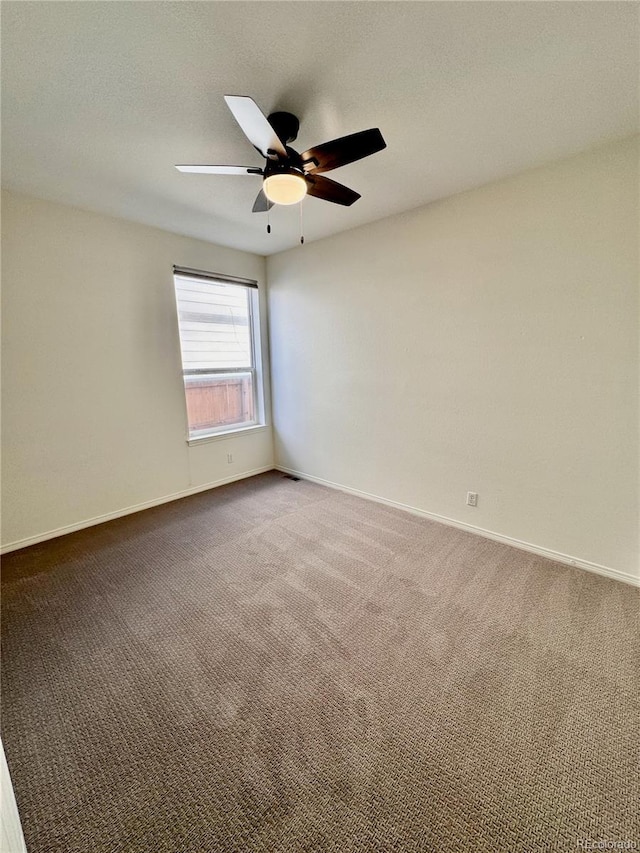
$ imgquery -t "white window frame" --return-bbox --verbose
[173,266,266,444]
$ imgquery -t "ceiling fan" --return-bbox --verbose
[176,95,386,212]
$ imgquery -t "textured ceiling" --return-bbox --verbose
[2,1,638,255]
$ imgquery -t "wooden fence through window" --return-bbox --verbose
[185,375,254,431]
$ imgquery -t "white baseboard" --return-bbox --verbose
[4,464,637,588]
[276,466,639,588]
[1,465,275,554]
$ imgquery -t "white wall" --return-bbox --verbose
[267,137,639,583]
[0,739,27,853]
[1,190,274,549]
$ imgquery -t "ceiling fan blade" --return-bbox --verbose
[301,128,386,175]
[252,188,274,213]
[224,95,287,161]
[305,175,361,206]
[175,165,262,175]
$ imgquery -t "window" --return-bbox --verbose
[173,266,264,440]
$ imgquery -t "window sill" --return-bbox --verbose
[187,424,269,447]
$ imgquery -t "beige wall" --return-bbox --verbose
[1,190,274,549]
[267,137,639,583]
[0,739,27,853]
[3,139,638,581]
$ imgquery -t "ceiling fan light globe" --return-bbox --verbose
[263,173,307,205]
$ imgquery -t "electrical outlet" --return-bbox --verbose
[466,491,478,507]
[227,453,233,464]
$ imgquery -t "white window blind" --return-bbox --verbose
[175,277,252,370]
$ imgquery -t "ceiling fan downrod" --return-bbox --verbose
[267,111,300,146]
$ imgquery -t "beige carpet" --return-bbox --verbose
[2,471,638,852]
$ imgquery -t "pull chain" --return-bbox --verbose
[266,207,271,235]
[299,201,305,245]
